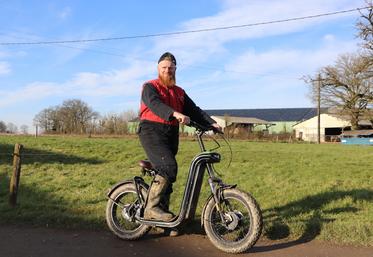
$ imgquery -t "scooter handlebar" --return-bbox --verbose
[188,120,223,134]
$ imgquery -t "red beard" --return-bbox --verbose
[159,74,176,88]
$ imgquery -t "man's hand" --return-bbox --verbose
[211,123,223,134]
[173,112,190,125]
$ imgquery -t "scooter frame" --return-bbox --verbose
[107,124,234,229]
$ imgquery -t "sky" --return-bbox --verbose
[0,0,368,133]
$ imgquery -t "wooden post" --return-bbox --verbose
[9,143,23,207]
[317,74,321,144]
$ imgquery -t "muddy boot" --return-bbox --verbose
[159,192,179,236]
[160,186,173,213]
[144,175,175,221]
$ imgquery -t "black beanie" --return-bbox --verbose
[158,52,176,65]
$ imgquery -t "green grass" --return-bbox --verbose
[0,135,372,246]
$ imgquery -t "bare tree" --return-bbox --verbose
[96,110,137,135]
[33,99,99,134]
[307,53,373,130]
[20,125,29,134]
[33,107,59,132]
[357,1,373,54]
[58,99,98,133]
[121,109,137,122]
[6,122,18,134]
[0,121,6,133]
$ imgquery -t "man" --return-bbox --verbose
[138,52,221,223]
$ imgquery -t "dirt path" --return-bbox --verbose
[1,225,372,257]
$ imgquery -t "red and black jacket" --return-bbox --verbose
[139,79,215,127]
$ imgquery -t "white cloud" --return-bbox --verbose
[151,0,362,65]
[0,82,61,107]
[58,6,72,19]
[66,60,153,96]
[0,62,11,75]
[0,0,364,115]
[225,38,358,77]
[0,60,153,108]
[181,34,359,109]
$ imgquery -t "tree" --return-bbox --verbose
[33,107,59,132]
[7,122,18,134]
[0,121,6,133]
[33,99,99,134]
[357,1,373,54]
[307,53,373,130]
[121,109,137,122]
[20,125,29,134]
[57,99,98,133]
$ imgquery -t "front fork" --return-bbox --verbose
[206,167,237,227]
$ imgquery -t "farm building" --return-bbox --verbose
[209,116,274,137]
[206,108,327,134]
[128,108,327,135]
[293,114,373,142]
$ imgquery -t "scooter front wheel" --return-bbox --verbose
[106,182,151,240]
[203,188,263,253]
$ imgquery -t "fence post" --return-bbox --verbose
[9,143,23,207]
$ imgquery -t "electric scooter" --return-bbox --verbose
[106,121,263,253]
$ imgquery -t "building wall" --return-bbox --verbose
[212,116,296,134]
[293,114,350,142]
[254,121,296,134]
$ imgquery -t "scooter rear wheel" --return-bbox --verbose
[106,183,151,240]
[203,188,263,253]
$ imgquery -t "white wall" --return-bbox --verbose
[293,114,350,142]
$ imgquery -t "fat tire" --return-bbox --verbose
[106,183,151,240]
[203,188,263,253]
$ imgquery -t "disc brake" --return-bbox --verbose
[121,202,141,222]
[223,210,243,231]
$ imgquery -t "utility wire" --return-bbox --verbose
[0,6,369,46]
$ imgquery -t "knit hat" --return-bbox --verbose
[158,52,176,65]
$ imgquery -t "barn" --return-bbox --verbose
[293,113,373,142]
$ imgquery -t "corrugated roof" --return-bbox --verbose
[206,108,328,122]
[129,108,329,123]
[212,115,274,125]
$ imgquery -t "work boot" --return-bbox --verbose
[160,186,173,213]
[144,175,175,221]
[157,189,179,236]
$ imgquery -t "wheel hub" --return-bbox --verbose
[224,211,243,230]
[121,204,133,221]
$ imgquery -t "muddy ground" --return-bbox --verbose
[1,225,372,257]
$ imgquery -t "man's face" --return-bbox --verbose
[158,60,176,87]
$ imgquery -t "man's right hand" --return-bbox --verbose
[173,112,190,125]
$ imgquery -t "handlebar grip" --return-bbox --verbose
[212,127,224,134]
[188,120,223,134]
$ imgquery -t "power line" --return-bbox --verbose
[0,6,369,46]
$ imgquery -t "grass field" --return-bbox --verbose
[0,134,372,246]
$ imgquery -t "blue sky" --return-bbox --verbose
[0,0,367,132]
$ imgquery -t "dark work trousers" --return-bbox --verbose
[138,121,179,195]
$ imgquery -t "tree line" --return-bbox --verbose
[33,99,137,135]
[305,1,373,130]
[0,121,28,134]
